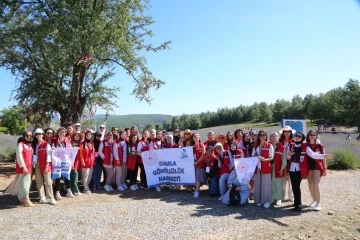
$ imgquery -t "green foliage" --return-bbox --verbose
[145,123,154,130]
[0,127,9,134]
[0,106,29,135]
[0,0,170,125]
[328,149,360,170]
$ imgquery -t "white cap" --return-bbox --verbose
[73,122,81,127]
[34,128,44,134]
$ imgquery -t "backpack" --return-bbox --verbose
[229,185,241,205]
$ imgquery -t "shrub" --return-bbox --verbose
[328,149,360,170]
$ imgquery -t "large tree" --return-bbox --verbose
[0,0,170,126]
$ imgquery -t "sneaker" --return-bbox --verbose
[291,206,302,212]
[109,185,114,191]
[130,185,137,191]
[263,202,271,209]
[66,191,75,198]
[55,192,62,201]
[92,186,96,190]
[97,185,102,189]
[122,184,128,190]
[49,198,56,205]
[134,184,139,190]
[117,186,125,191]
[194,191,200,198]
[39,197,46,204]
[74,192,82,196]
[156,186,162,192]
[104,185,111,192]
[218,195,224,201]
[290,196,294,202]
[275,200,282,206]
[309,201,317,208]
[84,190,91,194]
[314,203,321,211]
[257,203,262,207]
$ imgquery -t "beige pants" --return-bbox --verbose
[105,167,115,185]
[115,166,123,187]
[34,164,54,199]
[307,170,321,203]
[283,168,293,199]
[121,163,128,185]
[81,168,93,191]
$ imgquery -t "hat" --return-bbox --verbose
[73,122,81,127]
[34,128,44,134]
[214,142,223,149]
[99,124,105,128]
[279,126,296,134]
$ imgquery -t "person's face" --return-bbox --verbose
[35,133,43,140]
[227,133,234,140]
[283,130,291,137]
[45,130,54,138]
[163,132,168,138]
[270,134,278,142]
[295,134,303,141]
[86,132,92,140]
[207,132,214,141]
[236,131,243,139]
[193,134,200,141]
[126,130,131,137]
[131,128,138,134]
[309,132,317,141]
[184,132,191,138]
[95,134,101,140]
[99,126,105,132]
[230,144,236,151]
[74,134,81,141]
[106,133,113,141]
[131,135,137,143]
[120,132,126,139]
[252,134,258,141]
[244,134,250,141]
[215,145,223,153]
[173,130,179,136]
[24,132,33,141]
[112,128,118,134]
[74,126,81,131]
[259,132,266,141]
[156,132,163,139]
[150,130,156,138]
[58,130,66,137]
[166,136,172,143]
[67,126,73,133]
[143,131,149,139]
[206,149,213,156]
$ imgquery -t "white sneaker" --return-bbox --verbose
[55,192,61,201]
[104,185,111,192]
[314,203,321,211]
[117,186,125,191]
[49,198,56,205]
[309,201,317,208]
[156,186,162,192]
[275,200,282,206]
[122,184,128,189]
[66,190,75,198]
[218,195,224,201]
[84,190,91,194]
[257,203,262,207]
[110,185,114,191]
[263,202,271,209]
[290,196,294,202]
[134,184,139,190]
[39,197,46,204]
[74,192,82,196]
[130,185,137,191]
[194,191,200,198]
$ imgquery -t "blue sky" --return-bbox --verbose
[0,0,359,116]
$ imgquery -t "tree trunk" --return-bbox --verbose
[61,51,93,127]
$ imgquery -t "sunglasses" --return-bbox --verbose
[296,135,302,138]
[283,131,291,133]
[216,146,222,149]
[259,134,266,137]
[35,133,42,136]
[46,132,53,135]
[184,133,191,135]
[25,134,32,137]
[174,131,179,133]
[100,127,105,129]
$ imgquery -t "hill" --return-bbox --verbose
[88,114,173,130]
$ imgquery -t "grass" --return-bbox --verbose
[328,148,360,170]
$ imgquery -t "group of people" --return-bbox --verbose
[10,123,333,213]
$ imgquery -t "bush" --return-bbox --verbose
[0,148,16,162]
[328,149,360,170]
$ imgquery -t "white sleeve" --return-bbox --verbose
[16,143,25,168]
[122,142,127,163]
[98,142,105,160]
[149,141,154,150]
[306,146,325,159]
[46,144,52,163]
[268,144,274,159]
[137,142,142,152]
[113,143,119,161]
[229,154,234,169]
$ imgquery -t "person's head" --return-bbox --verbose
[162,130,168,139]
[192,133,200,142]
[57,127,67,140]
[149,129,156,139]
[215,134,226,144]
[129,133,138,144]
[173,129,180,136]
[279,126,295,142]
[295,132,305,143]
[306,130,317,144]
[34,128,44,143]
[257,130,267,143]
[234,129,243,141]
[94,132,102,141]
[22,131,33,143]
[73,122,81,132]
[243,133,250,143]
[142,129,149,139]
[99,124,105,133]
[156,130,163,140]
[206,146,214,156]
[105,131,113,141]
[166,134,173,144]
[251,131,258,142]
[130,126,138,135]
[184,129,192,139]
[215,143,224,154]
[44,127,55,140]
[124,128,130,137]
[85,131,93,142]
[72,132,82,142]
[66,125,74,135]
[270,132,279,144]
[227,132,234,142]
[229,142,237,153]
[111,126,119,135]
[207,131,215,141]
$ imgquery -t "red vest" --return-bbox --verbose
[53,138,71,148]
[274,143,285,178]
[37,141,51,174]
[194,142,205,168]
[259,142,272,174]
[71,142,82,171]
[217,151,231,175]
[127,142,138,170]
[113,140,124,166]
[82,142,95,168]
[16,142,33,174]
[308,143,325,176]
[102,141,112,165]
[298,143,309,178]
[137,139,150,164]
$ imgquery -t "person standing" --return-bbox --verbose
[270,132,286,206]
[81,131,95,194]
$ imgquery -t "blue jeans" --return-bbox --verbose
[91,157,103,187]
[219,173,230,195]
[208,176,219,195]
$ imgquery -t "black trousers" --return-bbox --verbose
[138,163,147,187]
[289,171,302,207]
[128,169,138,186]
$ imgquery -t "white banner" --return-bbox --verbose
[234,157,259,184]
[51,147,79,180]
[141,147,195,188]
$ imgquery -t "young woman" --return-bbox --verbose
[66,132,83,197]
[223,132,235,150]
[228,142,244,170]
[127,134,139,191]
[33,128,56,205]
[288,132,307,211]
[204,131,217,149]
[81,131,95,194]
[253,130,274,208]
[215,143,231,201]
[305,130,333,211]
[113,131,127,191]
[192,133,206,198]
[119,130,128,190]
[242,133,251,158]
[173,129,181,145]
[15,131,34,207]
[215,133,227,150]
[221,169,250,205]
[179,129,193,147]
[136,129,150,188]
[165,134,178,148]
[52,127,72,200]
[91,132,103,189]
[204,146,219,195]
[234,129,244,150]
[99,131,114,192]
[279,126,295,201]
[149,130,166,192]
[43,127,55,144]
[270,132,286,206]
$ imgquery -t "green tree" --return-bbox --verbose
[188,115,202,130]
[273,99,291,122]
[0,1,170,126]
[145,123,154,130]
[170,116,180,130]
[258,102,273,123]
[155,124,161,130]
[179,114,190,130]
[0,106,29,135]
[342,79,360,132]
[162,120,171,131]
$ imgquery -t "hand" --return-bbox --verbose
[23,167,29,174]
[228,184,232,189]
[81,162,85,167]
[290,152,295,156]
[258,156,265,161]
[193,162,197,165]
[325,154,334,159]
[279,169,284,176]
